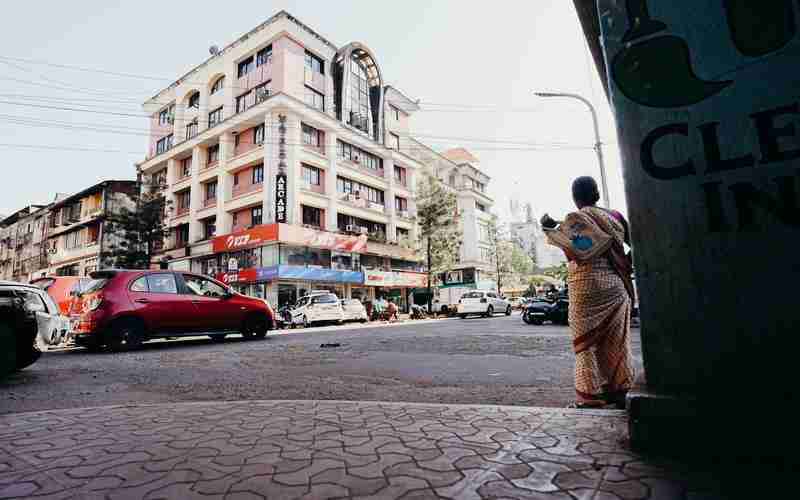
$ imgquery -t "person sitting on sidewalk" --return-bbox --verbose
[386,299,399,322]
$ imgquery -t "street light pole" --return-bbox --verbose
[534,91,610,208]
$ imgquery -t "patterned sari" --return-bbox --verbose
[545,206,635,404]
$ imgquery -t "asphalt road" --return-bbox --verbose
[0,313,642,415]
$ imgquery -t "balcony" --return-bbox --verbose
[233,140,262,158]
[300,181,325,195]
[303,143,326,157]
[340,194,385,214]
[340,158,385,180]
[231,182,263,198]
[203,197,217,209]
[397,210,415,220]
[174,206,190,217]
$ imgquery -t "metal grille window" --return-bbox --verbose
[302,123,324,148]
[205,181,217,201]
[302,164,321,185]
[302,205,322,227]
[237,56,254,78]
[202,218,217,241]
[395,196,408,212]
[155,134,173,154]
[254,81,271,104]
[304,51,324,74]
[185,120,198,139]
[210,76,225,94]
[304,86,324,111]
[336,140,382,171]
[208,107,223,127]
[236,92,251,113]
[180,157,192,178]
[208,144,219,164]
[336,176,384,205]
[177,191,191,210]
[252,164,264,184]
[188,92,200,109]
[256,45,272,66]
[254,124,265,145]
[251,207,263,226]
[158,105,174,125]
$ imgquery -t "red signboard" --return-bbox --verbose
[213,224,278,253]
[215,268,258,284]
[278,224,367,252]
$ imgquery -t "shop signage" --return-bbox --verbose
[278,265,363,283]
[212,224,278,253]
[216,267,258,284]
[439,267,476,287]
[275,174,287,223]
[363,270,428,288]
[278,224,367,253]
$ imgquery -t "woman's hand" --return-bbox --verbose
[540,213,558,229]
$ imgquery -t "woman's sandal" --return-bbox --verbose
[566,400,613,409]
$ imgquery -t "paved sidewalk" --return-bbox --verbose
[0,401,723,499]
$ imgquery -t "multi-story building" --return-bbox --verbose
[508,202,566,269]
[44,180,138,277]
[0,205,49,282]
[405,141,496,289]
[136,11,430,310]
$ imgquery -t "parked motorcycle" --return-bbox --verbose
[522,296,569,326]
[410,304,428,320]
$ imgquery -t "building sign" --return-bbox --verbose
[363,270,428,288]
[216,267,258,284]
[278,265,363,283]
[439,267,476,287]
[212,224,278,253]
[275,173,287,223]
[278,224,367,252]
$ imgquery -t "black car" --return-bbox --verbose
[0,293,42,376]
[522,295,569,326]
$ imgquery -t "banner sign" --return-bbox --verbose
[278,224,367,252]
[275,173,287,223]
[363,270,427,288]
[216,267,258,284]
[212,224,278,253]
[278,265,363,283]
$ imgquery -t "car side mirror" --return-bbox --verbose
[26,301,46,313]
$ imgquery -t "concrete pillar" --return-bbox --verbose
[385,157,397,239]
[594,0,800,459]
[188,147,202,242]
[284,113,301,225]
[326,130,338,230]
[216,133,233,235]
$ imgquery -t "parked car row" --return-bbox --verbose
[281,290,368,328]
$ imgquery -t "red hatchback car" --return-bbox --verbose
[72,269,275,351]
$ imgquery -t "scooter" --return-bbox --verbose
[410,304,428,320]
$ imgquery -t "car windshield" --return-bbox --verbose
[462,292,484,299]
[312,294,338,304]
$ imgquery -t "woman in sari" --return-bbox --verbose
[541,177,635,409]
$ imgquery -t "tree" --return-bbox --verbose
[542,262,568,283]
[510,240,534,278]
[416,173,462,311]
[486,215,513,295]
[104,179,171,270]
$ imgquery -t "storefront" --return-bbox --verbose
[363,270,427,313]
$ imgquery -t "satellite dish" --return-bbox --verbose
[209,45,220,56]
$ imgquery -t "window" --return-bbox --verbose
[397,227,409,240]
[208,107,223,127]
[237,56,254,78]
[390,105,400,120]
[350,56,370,133]
[304,51,324,74]
[302,123,323,148]
[188,92,200,109]
[155,135,173,154]
[256,45,272,66]
[304,86,324,111]
[479,224,490,242]
[208,144,219,164]
[233,173,239,186]
[65,230,83,250]
[302,205,322,228]
[210,76,224,95]
[336,140,383,171]
[232,212,239,227]
[480,247,491,263]
[395,196,408,213]
[183,275,228,297]
[336,176,384,205]
[301,164,321,186]
[254,124,265,145]
[158,105,175,126]
[205,181,217,201]
[176,224,190,246]
[146,273,178,294]
[177,190,191,209]
[130,277,148,292]
[252,164,264,184]
[390,132,400,151]
[251,206,263,226]
[180,157,192,178]
[202,217,216,240]
[185,120,198,139]
[394,165,406,185]
[236,92,251,113]
[337,213,386,235]
[254,81,271,104]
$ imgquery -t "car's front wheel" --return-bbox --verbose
[485,306,494,318]
[459,314,467,319]
[106,318,145,352]
[209,334,227,342]
[242,314,268,340]
[505,306,512,316]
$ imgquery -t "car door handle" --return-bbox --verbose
[134,298,149,304]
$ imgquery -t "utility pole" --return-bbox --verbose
[534,91,610,208]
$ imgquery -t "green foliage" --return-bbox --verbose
[509,241,534,277]
[416,173,462,278]
[542,262,568,282]
[104,189,171,270]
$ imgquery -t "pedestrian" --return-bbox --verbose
[386,299,399,322]
[541,176,635,409]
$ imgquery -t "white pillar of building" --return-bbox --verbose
[284,113,301,225]
[385,157,397,240]
[165,158,178,246]
[325,130,338,231]
[216,132,233,235]
[407,166,418,242]
[188,146,202,242]
[264,113,278,224]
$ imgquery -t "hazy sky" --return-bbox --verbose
[0,0,625,221]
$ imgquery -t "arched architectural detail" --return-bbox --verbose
[333,42,385,143]
[181,89,200,105]
[208,73,226,94]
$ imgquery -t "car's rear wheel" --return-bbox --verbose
[485,306,494,318]
[209,334,227,342]
[459,314,467,319]
[302,315,310,328]
[505,306,512,316]
[107,318,145,352]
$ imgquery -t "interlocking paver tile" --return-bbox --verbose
[0,401,717,499]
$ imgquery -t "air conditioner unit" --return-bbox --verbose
[345,224,357,233]
[256,89,270,102]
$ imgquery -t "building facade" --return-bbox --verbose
[45,181,138,277]
[0,205,49,282]
[508,202,566,270]
[137,11,430,310]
